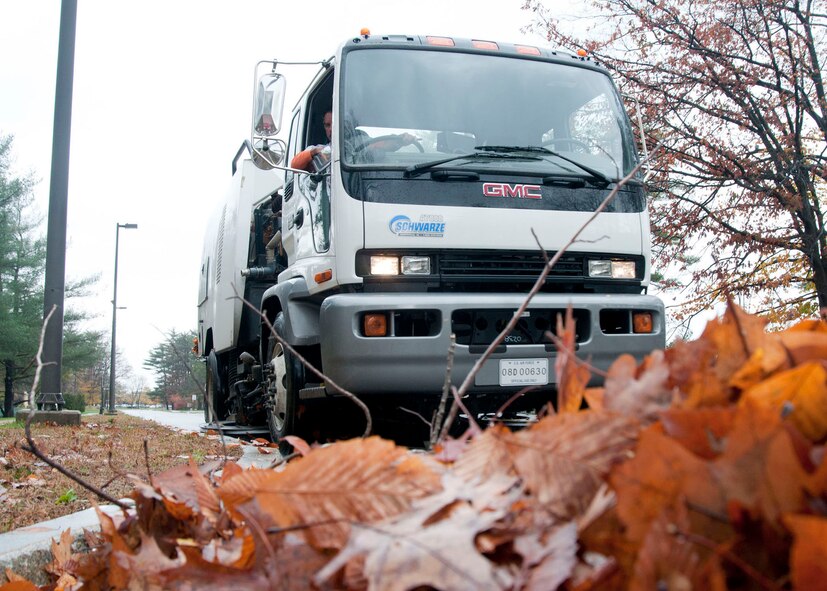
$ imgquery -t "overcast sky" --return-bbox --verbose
[1,1,572,383]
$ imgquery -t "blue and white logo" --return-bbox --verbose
[389,214,445,237]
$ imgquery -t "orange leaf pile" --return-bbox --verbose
[3,302,826,590]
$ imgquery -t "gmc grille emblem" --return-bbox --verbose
[482,182,542,199]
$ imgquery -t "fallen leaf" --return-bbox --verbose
[629,506,727,591]
[740,362,827,441]
[0,581,40,591]
[315,501,509,591]
[712,400,811,527]
[612,425,724,544]
[281,435,311,457]
[784,514,827,591]
[508,411,639,519]
[451,424,515,482]
[556,307,590,413]
[44,529,74,578]
[515,522,578,590]
[660,407,736,459]
[217,437,442,550]
[603,352,673,422]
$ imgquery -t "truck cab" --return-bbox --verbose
[198,33,665,447]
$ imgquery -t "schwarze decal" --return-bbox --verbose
[482,182,542,199]
[389,214,445,237]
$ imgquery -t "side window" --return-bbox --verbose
[285,110,302,197]
[286,110,302,162]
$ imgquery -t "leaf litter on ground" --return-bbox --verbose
[3,302,827,590]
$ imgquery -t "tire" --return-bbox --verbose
[266,313,305,454]
[204,351,223,424]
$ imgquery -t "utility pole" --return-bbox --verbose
[108,223,137,413]
[40,0,78,410]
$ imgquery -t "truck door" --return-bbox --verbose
[282,72,334,264]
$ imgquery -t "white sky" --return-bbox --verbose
[1,0,569,382]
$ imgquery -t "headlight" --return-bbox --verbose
[401,256,431,275]
[588,260,636,279]
[370,255,399,275]
[588,260,611,277]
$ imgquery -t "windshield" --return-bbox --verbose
[341,48,637,179]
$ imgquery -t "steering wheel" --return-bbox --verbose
[541,137,590,152]
[355,134,425,153]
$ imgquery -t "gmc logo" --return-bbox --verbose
[482,182,542,199]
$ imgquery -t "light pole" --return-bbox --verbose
[108,222,137,414]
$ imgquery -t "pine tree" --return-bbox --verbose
[143,330,205,410]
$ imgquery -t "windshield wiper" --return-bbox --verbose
[476,145,613,186]
[403,150,541,178]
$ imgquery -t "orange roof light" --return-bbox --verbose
[577,48,588,57]
[472,40,499,50]
[360,28,370,36]
[426,36,455,47]
[515,44,541,56]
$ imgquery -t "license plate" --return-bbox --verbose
[498,358,549,386]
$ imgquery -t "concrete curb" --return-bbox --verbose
[0,504,126,584]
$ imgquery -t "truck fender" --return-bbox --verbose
[261,277,320,346]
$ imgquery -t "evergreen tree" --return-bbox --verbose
[0,134,107,415]
[143,330,204,410]
[0,134,44,415]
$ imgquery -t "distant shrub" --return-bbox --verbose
[63,393,86,413]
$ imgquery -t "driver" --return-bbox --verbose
[291,111,334,171]
[291,111,419,171]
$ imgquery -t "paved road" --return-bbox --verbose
[119,408,206,433]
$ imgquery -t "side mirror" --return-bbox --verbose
[252,137,286,170]
[252,70,286,138]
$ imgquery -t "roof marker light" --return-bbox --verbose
[426,36,455,47]
[472,40,499,50]
[577,48,588,57]
[515,44,541,56]
[360,28,370,36]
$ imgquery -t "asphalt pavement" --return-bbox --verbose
[118,407,206,432]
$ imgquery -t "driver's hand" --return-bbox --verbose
[398,133,417,146]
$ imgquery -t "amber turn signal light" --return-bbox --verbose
[315,269,333,284]
[363,313,388,337]
[633,312,654,334]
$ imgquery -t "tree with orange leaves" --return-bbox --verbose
[523,0,827,328]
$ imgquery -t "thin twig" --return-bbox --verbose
[20,306,130,509]
[431,333,456,446]
[399,406,433,428]
[492,385,540,421]
[143,439,156,489]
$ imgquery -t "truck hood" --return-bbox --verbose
[363,201,644,256]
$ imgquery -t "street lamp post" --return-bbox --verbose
[108,222,137,414]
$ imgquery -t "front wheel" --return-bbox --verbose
[204,351,224,424]
[265,314,305,454]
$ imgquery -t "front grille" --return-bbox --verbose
[438,251,585,280]
[452,308,591,346]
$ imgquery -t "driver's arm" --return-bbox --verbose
[291,145,325,171]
